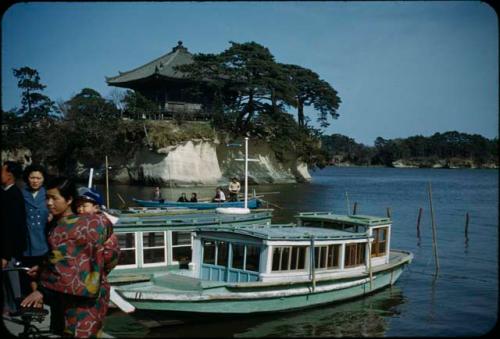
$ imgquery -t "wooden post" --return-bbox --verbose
[353,202,358,215]
[428,182,439,274]
[465,212,470,242]
[367,240,373,291]
[386,207,392,218]
[310,236,316,291]
[416,207,423,239]
[105,156,110,208]
[345,192,350,215]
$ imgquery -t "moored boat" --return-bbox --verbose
[108,208,273,285]
[132,197,261,210]
[112,213,413,317]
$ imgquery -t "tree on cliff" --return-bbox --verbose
[12,66,58,121]
[281,64,341,128]
[177,41,307,132]
[4,67,60,162]
[58,88,122,169]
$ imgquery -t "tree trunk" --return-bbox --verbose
[297,100,305,127]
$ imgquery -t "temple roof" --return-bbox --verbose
[106,41,194,86]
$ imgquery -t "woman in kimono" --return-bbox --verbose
[21,177,118,337]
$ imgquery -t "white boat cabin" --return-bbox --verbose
[190,216,392,284]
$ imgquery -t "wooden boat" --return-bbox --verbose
[132,197,261,210]
[112,213,413,317]
[108,208,274,285]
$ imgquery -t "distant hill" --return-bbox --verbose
[321,131,498,169]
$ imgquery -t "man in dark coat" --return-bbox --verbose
[1,161,27,315]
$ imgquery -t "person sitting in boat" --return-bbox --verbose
[212,187,226,203]
[152,186,164,203]
[190,192,198,202]
[177,192,189,202]
[228,177,241,202]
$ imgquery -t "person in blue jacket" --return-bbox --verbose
[20,164,50,295]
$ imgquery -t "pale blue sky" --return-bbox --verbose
[2,1,498,145]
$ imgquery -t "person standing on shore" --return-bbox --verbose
[1,161,27,315]
[21,177,114,337]
[20,164,50,296]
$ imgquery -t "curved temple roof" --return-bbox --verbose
[106,41,194,86]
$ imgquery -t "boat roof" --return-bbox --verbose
[197,224,369,241]
[113,209,273,231]
[296,212,391,227]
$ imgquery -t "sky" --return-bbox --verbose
[2,1,498,145]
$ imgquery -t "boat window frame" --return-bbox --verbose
[141,231,167,267]
[315,244,341,270]
[115,232,138,269]
[170,230,193,266]
[344,241,367,268]
[201,239,261,271]
[371,226,388,257]
[271,245,307,272]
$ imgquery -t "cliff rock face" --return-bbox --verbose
[119,140,311,186]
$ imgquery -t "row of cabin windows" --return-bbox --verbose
[202,241,260,272]
[117,231,192,266]
[271,241,373,272]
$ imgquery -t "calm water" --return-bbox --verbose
[102,167,498,337]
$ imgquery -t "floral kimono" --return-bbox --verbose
[40,213,120,337]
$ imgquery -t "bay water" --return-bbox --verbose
[103,167,498,337]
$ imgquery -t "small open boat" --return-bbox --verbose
[112,213,412,317]
[132,197,261,210]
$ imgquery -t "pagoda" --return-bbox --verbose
[106,41,211,119]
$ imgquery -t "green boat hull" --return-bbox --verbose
[121,262,408,315]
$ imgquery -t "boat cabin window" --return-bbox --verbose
[203,240,216,265]
[245,245,260,272]
[217,241,228,267]
[315,244,341,269]
[117,233,136,266]
[232,243,245,270]
[142,232,166,264]
[272,246,306,271]
[344,242,366,267]
[172,231,192,268]
[203,240,261,272]
[371,227,388,257]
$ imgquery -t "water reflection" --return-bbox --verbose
[103,286,406,337]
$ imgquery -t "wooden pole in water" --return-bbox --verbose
[465,212,470,242]
[428,182,440,274]
[105,156,110,208]
[416,207,423,239]
[353,202,358,215]
[345,192,350,215]
[386,207,392,218]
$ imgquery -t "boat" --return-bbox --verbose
[108,208,274,285]
[132,197,261,210]
[112,213,413,317]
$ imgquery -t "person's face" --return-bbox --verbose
[1,165,10,185]
[46,188,73,218]
[28,171,44,191]
[76,201,99,214]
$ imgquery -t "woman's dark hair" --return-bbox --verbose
[22,164,47,185]
[45,176,78,213]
